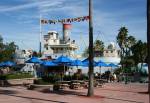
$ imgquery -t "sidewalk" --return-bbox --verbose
[0,83,148,103]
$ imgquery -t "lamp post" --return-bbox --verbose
[87,0,94,96]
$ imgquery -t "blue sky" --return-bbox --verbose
[0,0,147,54]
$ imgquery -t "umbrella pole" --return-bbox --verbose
[34,63,37,78]
[77,66,78,80]
[62,64,65,81]
[111,66,112,74]
[109,66,112,82]
[99,67,101,79]
[63,64,65,81]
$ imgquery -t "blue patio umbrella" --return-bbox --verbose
[0,62,5,67]
[53,55,72,81]
[70,59,83,66]
[42,61,57,66]
[26,57,43,64]
[26,57,43,78]
[53,55,72,68]
[53,55,72,64]
[3,61,15,67]
[82,58,97,67]
[108,63,118,68]
[108,63,118,75]
[97,60,108,78]
[97,60,108,67]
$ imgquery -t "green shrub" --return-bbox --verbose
[41,74,60,83]
[0,72,33,80]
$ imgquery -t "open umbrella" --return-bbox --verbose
[53,55,72,80]
[97,60,108,79]
[3,61,16,67]
[53,55,72,64]
[82,58,97,67]
[97,60,108,67]
[42,61,57,66]
[0,62,5,67]
[108,63,118,73]
[26,57,43,64]
[108,63,118,68]
[70,59,83,67]
[26,57,43,78]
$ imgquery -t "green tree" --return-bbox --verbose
[0,35,18,62]
[117,27,128,58]
[82,40,104,57]
[94,40,104,56]
[0,35,4,50]
[131,40,147,70]
[126,36,136,56]
[116,27,137,84]
[117,27,136,64]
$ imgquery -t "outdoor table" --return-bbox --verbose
[71,80,84,84]
[55,81,70,89]
[70,82,81,89]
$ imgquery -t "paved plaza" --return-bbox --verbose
[0,83,149,103]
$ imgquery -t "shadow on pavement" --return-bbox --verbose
[105,97,143,103]
[41,88,86,96]
[138,91,149,94]
[99,88,141,93]
[0,89,18,94]
[3,94,68,103]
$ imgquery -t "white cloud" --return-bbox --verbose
[0,0,64,12]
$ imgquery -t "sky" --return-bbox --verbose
[0,0,147,54]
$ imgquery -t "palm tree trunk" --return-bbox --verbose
[147,0,150,98]
[87,0,94,97]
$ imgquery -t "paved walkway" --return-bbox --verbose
[0,83,149,103]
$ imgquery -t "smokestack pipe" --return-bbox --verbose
[63,24,72,43]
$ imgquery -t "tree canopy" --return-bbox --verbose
[82,40,104,57]
[116,27,147,71]
[0,35,18,62]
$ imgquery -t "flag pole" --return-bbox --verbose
[39,14,42,57]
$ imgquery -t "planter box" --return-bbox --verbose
[0,78,34,86]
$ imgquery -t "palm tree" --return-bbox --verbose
[126,36,136,56]
[131,40,147,70]
[116,27,129,84]
[117,27,128,58]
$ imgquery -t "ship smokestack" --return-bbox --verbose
[63,24,71,43]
